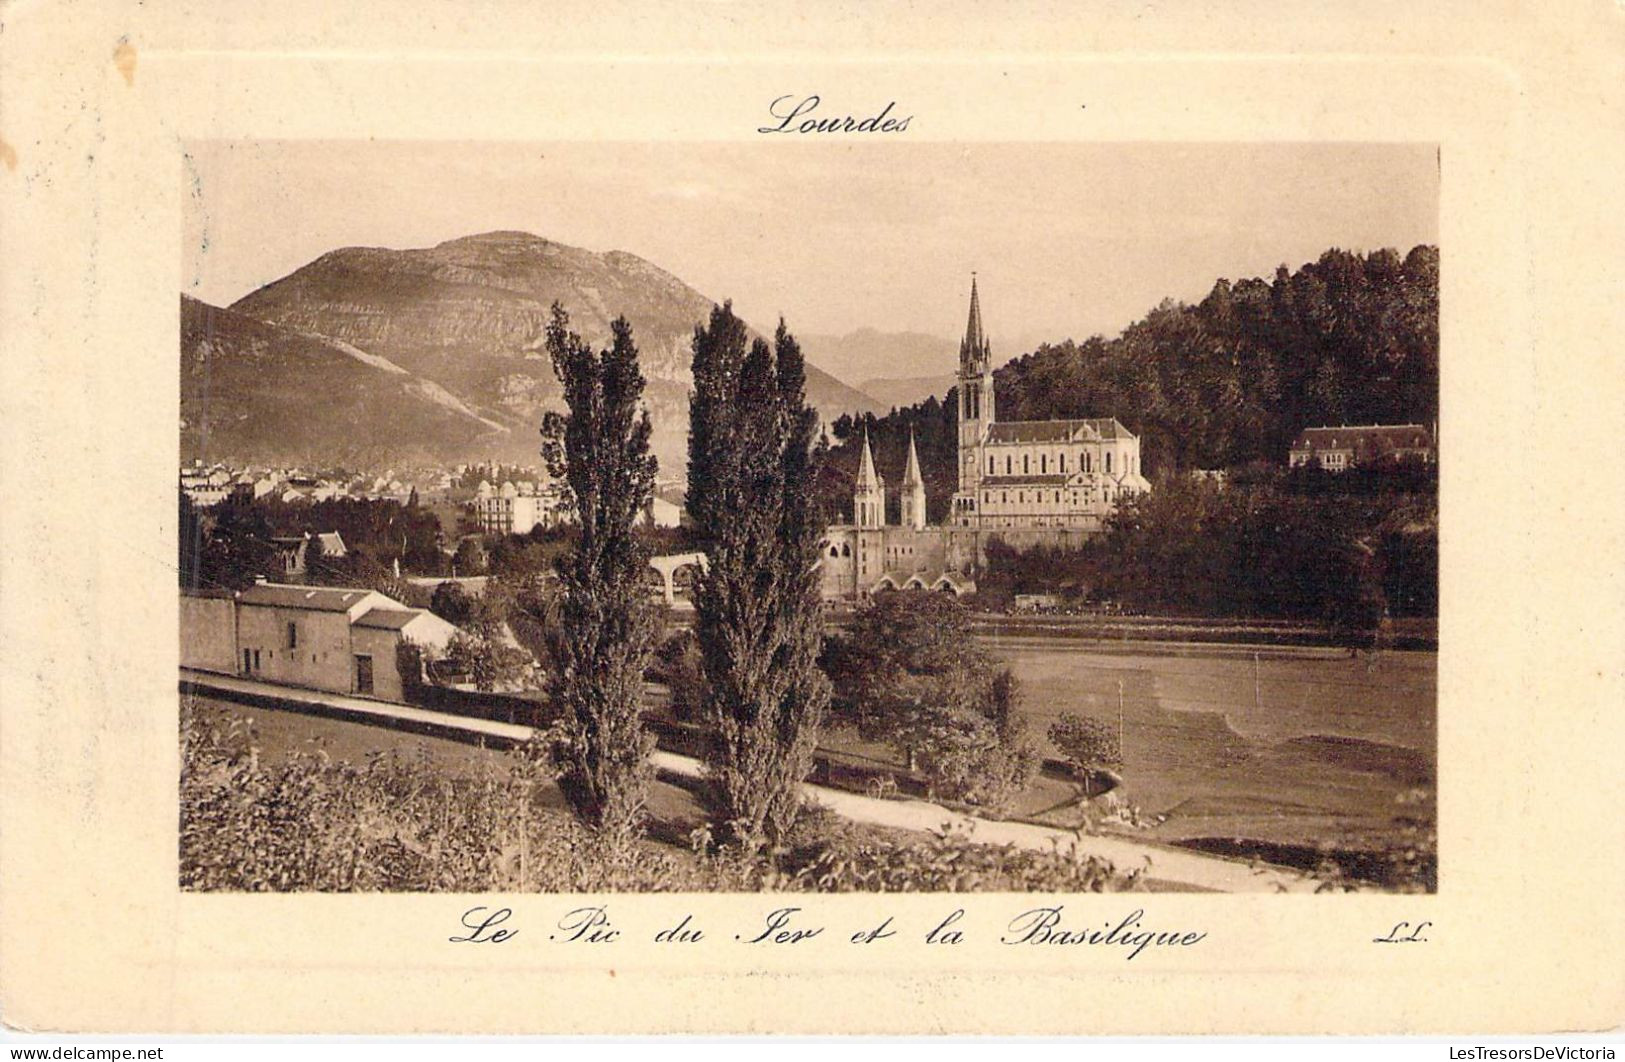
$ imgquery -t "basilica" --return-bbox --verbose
[818,277,1151,600]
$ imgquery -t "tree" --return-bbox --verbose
[445,630,533,692]
[540,304,661,857]
[884,664,1037,809]
[1322,537,1388,654]
[429,580,475,627]
[452,536,487,576]
[687,305,831,852]
[302,532,328,583]
[824,592,1037,807]
[1047,712,1123,795]
[823,590,976,737]
[178,492,205,591]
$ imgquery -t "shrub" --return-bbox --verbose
[182,700,702,892]
[180,700,1129,894]
[429,581,475,627]
[445,630,533,692]
[1047,712,1123,774]
[786,822,1134,893]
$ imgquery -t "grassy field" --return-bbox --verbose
[978,636,1437,854]
[189,633,1437,874]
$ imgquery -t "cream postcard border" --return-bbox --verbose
[1,0,1621,1036]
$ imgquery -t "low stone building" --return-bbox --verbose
[180,582,458,700]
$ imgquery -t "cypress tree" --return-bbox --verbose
[687,304,830,852]
[541,303,660,858]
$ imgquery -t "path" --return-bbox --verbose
[180,668,1323,893]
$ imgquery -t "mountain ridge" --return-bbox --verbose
[198,231,883,472]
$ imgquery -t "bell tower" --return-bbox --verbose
[957,275,995,481]
[853,430,886,529]
[953,275,995,524]
[900,427,927,531]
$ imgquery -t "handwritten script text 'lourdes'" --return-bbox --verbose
[758,95,912,134]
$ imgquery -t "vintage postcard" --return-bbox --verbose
[1,0,1621,1038]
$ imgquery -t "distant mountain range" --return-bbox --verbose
[797,327,960,386]
[858,373,960,412]
[182,231,884,473]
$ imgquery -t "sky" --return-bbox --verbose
[183,140,1437,346]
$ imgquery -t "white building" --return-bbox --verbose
[948,277,1150,531]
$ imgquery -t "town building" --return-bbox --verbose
[180,582,458,701]
[180,465,233,507]
[642,488,686,529]
[818,278,1150,600]
[472,482,567,535]
[269,531,348,578]
[1288,424,1436,471]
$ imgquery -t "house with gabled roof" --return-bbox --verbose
[1289,424,1436,471]
[182,581,462,701]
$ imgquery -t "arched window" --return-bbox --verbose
[1040,453,1047,473]
[841,543,851,557]
[1022,455,1030,475]
[829,545,839,557]
[1105,451,1113,473]
[1005,455,1012,475]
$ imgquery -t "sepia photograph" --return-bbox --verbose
[7,0,1624,1039]
[175,140,1440,896]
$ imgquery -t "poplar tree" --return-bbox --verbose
[541,303,660,857]
[687,303,830,852]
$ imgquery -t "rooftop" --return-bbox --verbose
[1292,424,1434,449]
[352,608,425,631]
[238,583,381,613]
[986,417,1133,444]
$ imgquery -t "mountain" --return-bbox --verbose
[223,231,882,472]
[180,295,507,466]
[858,373,959,412]
[798,328,959,386]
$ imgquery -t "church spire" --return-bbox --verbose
[902,427,923,487]
[900,427,927,530]
[960,273,990,367]
[853,428,886,528]
[856,430,881,492]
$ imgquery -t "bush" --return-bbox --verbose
[445,630,534,692]
[429,581,475,627]
[785,821,1135,893]
[1048,712,1122,774]
[182,700,704,892]
[179,700,1128,893]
